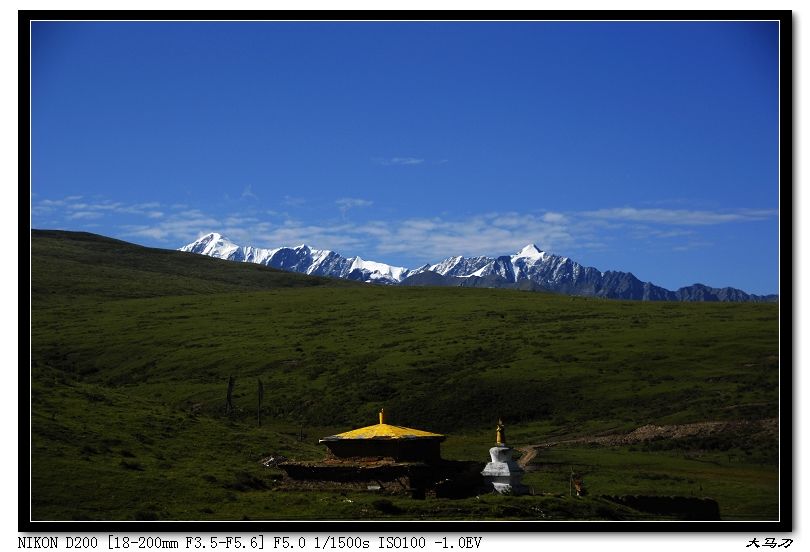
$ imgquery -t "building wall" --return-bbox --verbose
[324,438,443,462]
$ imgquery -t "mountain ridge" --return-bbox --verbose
[179,232,777,302]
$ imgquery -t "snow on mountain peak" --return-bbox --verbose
[348,256,409,280]
[176,233,771,301]
[198,232,235,246]
[178,232,241,257]
[515,243,545,260]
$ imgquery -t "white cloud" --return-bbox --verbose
[282,195,306,207]
[582,207,777,226]
[121,208,221,242]
[336,198,373,209]
[223,216,259,226]
[32,196,167,220]
[241,185,258,200]
[368,213,578,261]
[336,197,373,218]
[672,241,713,252]
[543,212,567,223]
[376,157,425,166]
[31,194,779,267]
[67,211,103,220]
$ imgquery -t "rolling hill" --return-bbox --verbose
[28,230,781,521]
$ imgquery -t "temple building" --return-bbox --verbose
[319,409,446,462]
[278,410,482,497]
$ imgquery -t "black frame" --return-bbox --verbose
[20,9,792,534]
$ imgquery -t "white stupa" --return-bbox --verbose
[481,419,529,495]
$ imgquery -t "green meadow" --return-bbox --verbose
[29,230,780,521]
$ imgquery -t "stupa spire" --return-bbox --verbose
[482,417,527,495]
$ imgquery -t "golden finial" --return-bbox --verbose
[496,418,505,446]
[379,408,385,424]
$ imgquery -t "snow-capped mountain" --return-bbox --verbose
[179,233,776,302]
[179,232,412,284]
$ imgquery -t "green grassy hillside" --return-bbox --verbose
[31,229,356,303]
[29,230,780,521]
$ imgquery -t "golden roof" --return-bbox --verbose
[320,423,445,442]
[320,409,445,441]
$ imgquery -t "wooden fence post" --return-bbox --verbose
[225,376,235,415]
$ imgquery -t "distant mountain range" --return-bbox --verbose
[179,233,777,302]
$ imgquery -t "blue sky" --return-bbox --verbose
[31,21,780,294]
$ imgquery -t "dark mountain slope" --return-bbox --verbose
[31,229,355,303]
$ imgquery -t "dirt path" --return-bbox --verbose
[517,418,777,467]
[516,445,538,468]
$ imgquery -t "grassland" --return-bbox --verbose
[29,230,780,521]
